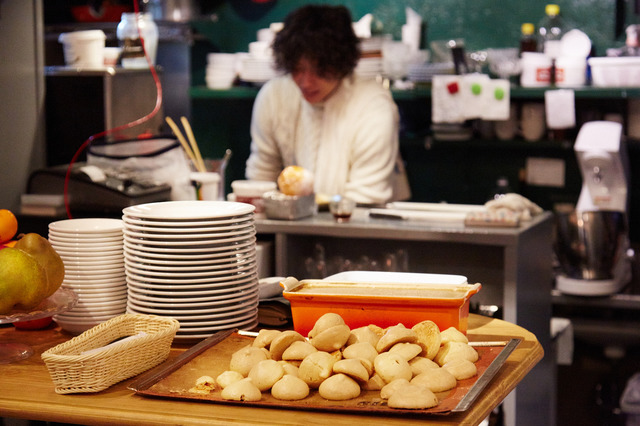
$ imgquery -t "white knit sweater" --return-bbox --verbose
[245,74,403,204]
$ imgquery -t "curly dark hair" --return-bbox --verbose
[272,4,360,79]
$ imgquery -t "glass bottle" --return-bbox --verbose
[117,12,159,69]
[537,4,566,60]
[520,23,537,55]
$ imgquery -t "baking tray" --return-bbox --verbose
[129,330,520,417]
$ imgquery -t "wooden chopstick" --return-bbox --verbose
[165,116,200,171]
[181,116,206,172]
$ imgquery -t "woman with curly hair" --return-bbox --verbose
[245,4,409,204]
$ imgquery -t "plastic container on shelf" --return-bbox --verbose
[116,12,158,69]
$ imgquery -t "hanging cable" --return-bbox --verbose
[63,0,163,219]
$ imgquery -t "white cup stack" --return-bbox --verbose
[48,218,126,334]
[206,53,238,90]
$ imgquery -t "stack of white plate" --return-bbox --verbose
[206,53,238,90]
[355,56,383,79]
[122,200,259,340]
[48,218,126,334]
[238,55,279,84]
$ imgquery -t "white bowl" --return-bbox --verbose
[49,218,123,234]
[588,57,640,87]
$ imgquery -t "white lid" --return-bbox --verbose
[190,172,220,184]
[561,29,592,58]
[58,30,106,43]
[231,180,277,197]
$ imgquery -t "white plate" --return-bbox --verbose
[123,231,255,247]
[48,230,122,240]
[122,200,255,220]
[122,226,254,241]
[63,265,125,275]
[49,218,123,234]
[59,255,124,265]
[126,273,257,290]
[175,314,259,332]
[125,266,257,284]
[68,287,128,298]
[126,299,257,317]
[122,221,254,235]
[127,282,257,301]
[62,281,127,291]
[122,215,253,228]
[123,237,256,254]
[50,240,123,249]
[57,250,123,259]
[124,257,255,273]
[49,234,123,244]
[127,279,256,296]
[127,289,258,308]
[63,276,126,285]
[125,261,256,279]
[123,244,255,260]
[64,271,126,280]
[123,250,254,268]
[171,318,259,340]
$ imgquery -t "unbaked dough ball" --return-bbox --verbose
[434,341,478,366]
[342,341,378,364]
[374,352,412,383]
[442,358,477,380]
[318,373,361,400]
[220,377,262,402]
[216,370,244,389]
[411,320,442,360]
[229,345,269,376]
[298,351,337,388]
[271,374,310,401]
[411,368,457,393]
[387,384,439,410]
[248,359,285,391]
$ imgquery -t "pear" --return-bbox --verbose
[0,248,47,313]
[14,233,65,298]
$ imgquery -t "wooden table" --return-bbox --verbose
[0,314,542,426]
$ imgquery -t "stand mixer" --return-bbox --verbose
[555,121,633,295]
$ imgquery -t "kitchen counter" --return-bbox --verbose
[0,314,542,426]
[255,208,554,426]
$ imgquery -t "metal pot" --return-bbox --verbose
[553,210,628,280]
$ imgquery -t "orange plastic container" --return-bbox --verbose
[282,273,481,336]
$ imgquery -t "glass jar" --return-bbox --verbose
[117,12,159,69]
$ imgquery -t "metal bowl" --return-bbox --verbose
[553,210,628,280]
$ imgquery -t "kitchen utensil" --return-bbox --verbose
[554,121,633,295]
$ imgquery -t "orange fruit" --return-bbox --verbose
[0,209,18,244]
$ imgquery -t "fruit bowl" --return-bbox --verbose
[0,287,77,364]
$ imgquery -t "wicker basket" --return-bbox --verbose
[42,313,179,394]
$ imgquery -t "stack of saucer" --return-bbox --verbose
[122,200,259,341]
[206,53,238,89]
[48,218,126,334]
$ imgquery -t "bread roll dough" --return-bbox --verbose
[271,374,310,401]
[318,373,361,400]
[442,358,477,380]
[248,359,285,391]
[374,352,412,383]
[387,384,439,409]
[411,368,457,393]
